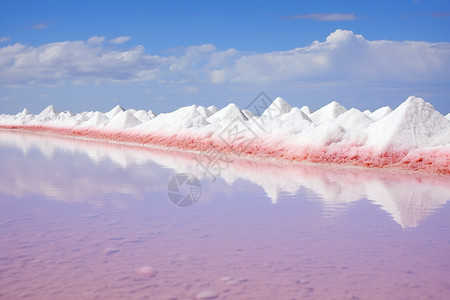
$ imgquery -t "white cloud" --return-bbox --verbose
[32,23,47,30]
[0,37,10,43]
[0,37,171,86]
[209,29,450,85]
[1,30,449,91]
[87,36,106,44]
[109,36,131,44]
[285,13,356,21]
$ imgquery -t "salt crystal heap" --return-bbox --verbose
[0,96,448,174]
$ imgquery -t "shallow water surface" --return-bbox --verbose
[0,130,449,300]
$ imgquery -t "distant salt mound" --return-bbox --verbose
[38,105,59,121]
[309,101,347,124]
[106,111,142,129]
[300,106,312,115]
[18,108,31,116]
[365,96,449,150]
[206,103,247,124]
[446,113,450,121]
[259,97,292,125]
[82,112,109,128]
[196,106,214,119]
[335,108,373,131]
[144,105,208,131]
[148,110,157,119]
[105,105,124,119]
[134,110,153,122]
[207,105,219,114]
[242,109,257,120]
[370,106,392,121]
[274,107,312,133]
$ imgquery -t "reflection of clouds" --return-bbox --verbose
[1,130,449,228]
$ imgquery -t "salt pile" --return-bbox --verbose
[0,96,449,173]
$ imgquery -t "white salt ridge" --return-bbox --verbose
[1,96,449,159]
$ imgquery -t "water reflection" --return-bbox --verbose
[1,129,449,228]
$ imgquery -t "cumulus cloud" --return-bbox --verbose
[284,13,356,21]
[109,36,131,44]
[0,38,171,86]
[208,29,450,85]
[1,30,449,89]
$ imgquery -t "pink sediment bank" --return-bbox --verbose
[2,124,449,175]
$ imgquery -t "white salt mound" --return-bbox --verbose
[106,111,142,129]
[105,105,124,119]
[145,105,208,130]
[207,105,219,114]
[134,110,152,122]
[370,106,392,121]
[365,96,449,150]
[83,112,110,127]
[38,105,59,120]
[147,110,157,119]
[196,106,214,119]
[241,109,257,119]
[335,108,373,130]
[206,103,247,123]
[309,101,347,124]
[300,105,312,115]
[259,96,292,121]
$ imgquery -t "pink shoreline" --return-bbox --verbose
[1,124,449,174]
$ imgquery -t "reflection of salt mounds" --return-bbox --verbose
[0,130,449,228]
[0,96,449,174]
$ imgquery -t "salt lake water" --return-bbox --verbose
[0,130,449,300]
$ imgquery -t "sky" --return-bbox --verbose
[1,0,450,115]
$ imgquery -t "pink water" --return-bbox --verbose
[0,130,449,300]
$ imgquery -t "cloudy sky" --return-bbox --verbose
[1,0,450,115]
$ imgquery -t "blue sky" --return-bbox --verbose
[1,0,450,115]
